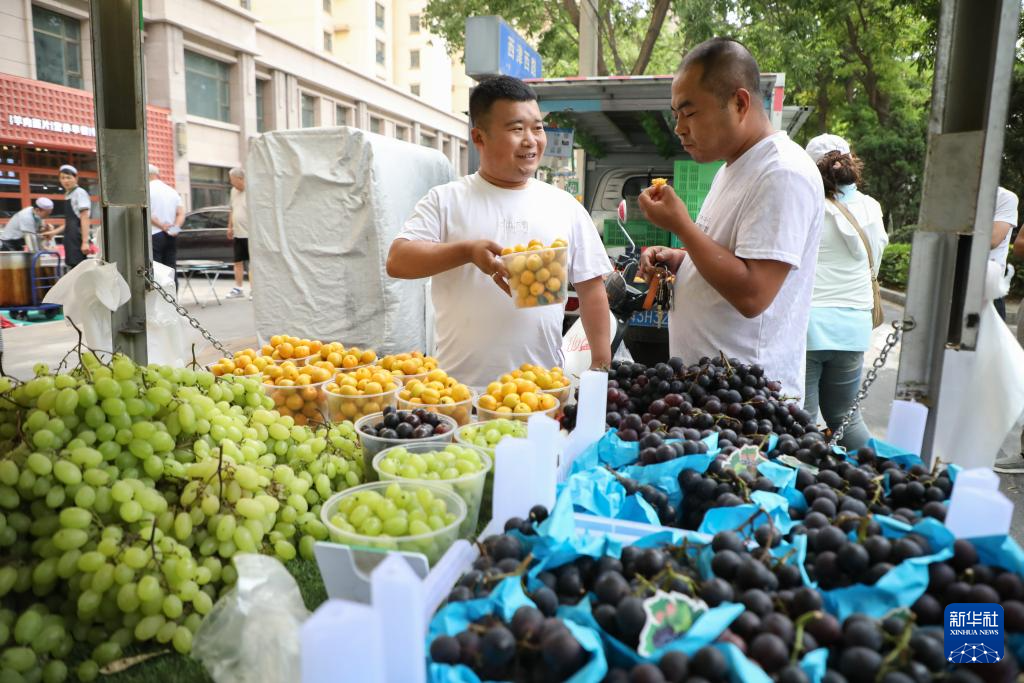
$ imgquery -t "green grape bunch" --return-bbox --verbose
[0,351,364,681]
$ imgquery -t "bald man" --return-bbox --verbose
[637,37,824,400]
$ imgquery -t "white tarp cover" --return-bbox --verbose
[246,127,454,353]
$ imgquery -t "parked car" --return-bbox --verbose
[175,206,233,264]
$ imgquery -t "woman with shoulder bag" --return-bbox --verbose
[803,134,889,450]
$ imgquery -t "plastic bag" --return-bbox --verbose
[193,554,310,683]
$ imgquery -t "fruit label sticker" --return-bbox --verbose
[726,444,763,476]
[637,590,709,657]
[776,454,818,474]
[944,603,1004,663]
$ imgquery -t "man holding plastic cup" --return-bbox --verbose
[387,76,612,389]
[637,38,823,400]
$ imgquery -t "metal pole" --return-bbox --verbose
[578,0,599,77]
[895,0,1020,461]
[89,0,150,363]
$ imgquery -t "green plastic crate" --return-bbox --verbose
[673,160,724,221]
[603,219,682,248]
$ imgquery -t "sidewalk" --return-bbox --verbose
[1,278,257,380]
[880,286,1021,326]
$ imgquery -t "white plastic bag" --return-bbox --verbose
[43,260,130,351]
[145,262,201,366]
[193,555,310,683]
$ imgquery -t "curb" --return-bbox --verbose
[879,287,906,306]
[880,286,1020,326]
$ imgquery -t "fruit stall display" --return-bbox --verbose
[2,337,1021,683]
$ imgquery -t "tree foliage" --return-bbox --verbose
[425,0,1024,229]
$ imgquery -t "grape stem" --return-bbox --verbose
[875,611,916,681]
[789,609,824,665]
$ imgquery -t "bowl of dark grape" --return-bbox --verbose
[355,406,457,478]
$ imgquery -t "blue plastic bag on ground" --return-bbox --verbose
[427,577,608,683]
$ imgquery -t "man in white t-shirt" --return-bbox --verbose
[148,164,184,273]
[637,38,824,399]
[388,76,612,388]
[226,167,251,299]
[989,186,1019,320]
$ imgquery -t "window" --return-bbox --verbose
[420,132,435,148]
[190,165,231,209]
[410,50,420,69]
[409,14,420,33]
[335,105,349,126]
[375,3,385,28]
[369,117,382,134]
[240,0,252,9]
[375,40,385,66]
[410,84,420,96]
[301,94,316,128]
[33,6,83,89]
[324,32,333,51]
[256,79,267,132]
[185,51,231,122]
[395,125,408,141]
[323,0,332,11]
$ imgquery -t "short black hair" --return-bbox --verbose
[679,37,762,107]
[469,76,537,129]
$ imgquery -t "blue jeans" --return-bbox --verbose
[805,350,873,451]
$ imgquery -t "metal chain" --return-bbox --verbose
[139,268,230,357]
[828,319,916,447]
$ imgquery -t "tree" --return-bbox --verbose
[422,0,732,77]
[735,0,935,229]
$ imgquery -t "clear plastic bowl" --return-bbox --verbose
[325,386,400,424]
[397,392,476,426]
[373,443,491,536]
[540,384,572,407]
[262,380,329,426]
[354,411,458,477]
[320,481,466,565]
[454,419,529,457]
[206,361,263,380]
[501,246,569,309]
[473,396,558,423]
[272,353,320,367]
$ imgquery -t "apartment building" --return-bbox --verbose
[251,0,473,118]
[1,0,469,215]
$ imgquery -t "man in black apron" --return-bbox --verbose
[58,164,91,269]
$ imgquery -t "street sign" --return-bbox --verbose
[543,127,574,158]
[465,16,542,81]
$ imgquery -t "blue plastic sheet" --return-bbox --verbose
[619,453,716,507]
[559,596,745,670]
[713,642,773,683]
[522,490,623,579]
[868,437,926,469]
[569,429,720,475]
[756,458,807,512]
[970,534,1024,576]
[799,647,830,683]
[426,577,608,683]
[815,516,955,621]
[697,492,797,539]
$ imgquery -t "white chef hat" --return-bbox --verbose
[35,197,54,210]
[59,164,78,176]
[805,134,851,163]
